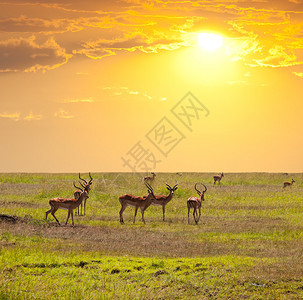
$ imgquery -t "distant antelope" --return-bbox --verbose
[214,172,224,185]
[74,172,93,215]
[187,183,207,224]
[46,186,89,227]
[119,182,156,224]
[144,182,178,221]
[283,179,295,188]
[144,172,156,183]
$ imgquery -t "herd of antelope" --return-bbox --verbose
[45,172,296,227]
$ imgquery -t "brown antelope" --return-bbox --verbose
[46,186,89,227]
[214,172,224,185]
[283,179,295,188]
[147,182,178,221]
[119,182,156,224]
[75,172,93,215]
[187,183,207,224]
[144,172,156,183]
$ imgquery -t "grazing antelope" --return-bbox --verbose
[187,183,207,225]
[214,172,224,185]
[283,179,295,188]
[119,182,156,224]
[46,186,89,227]
[148,182,178,221]
[144,172,156,183]
[75,172,93,215]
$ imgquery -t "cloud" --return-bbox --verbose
[104,86,153,100]
[59,97,95,103]
[0,112,20,121]
[24,111,43,121]
[0,0,302,73]
[0,15,82,34]
[253,45,301,67]
[54,110,74,119]
[0,36,71,72]
[293,71,303,78]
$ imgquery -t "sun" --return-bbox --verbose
[198,33,223,51]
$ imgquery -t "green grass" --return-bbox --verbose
[0,172,303,299]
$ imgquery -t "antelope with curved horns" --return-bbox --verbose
[75,172,93,216]
[283,179,295,188]
[119,182,156,224]
[144,172,156,182]
[145,181,178,221]
[214,172,224,185]
[46,184,89,227]
[187,183,207,225]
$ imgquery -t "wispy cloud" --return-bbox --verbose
[24,111,43,121]
[293,71,303,78]
[59,97,95,103]
[54,110,74,119]
[104,86,153,100]
[0,15,82,34]
[0,112,20,121]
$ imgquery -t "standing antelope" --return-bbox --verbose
[150,182,178,221]
[214,172,224,185]
[187,183,207,225]
[283,179,295,188]
[144,172,156,183]
[75,172,93,215]
[119,182,156,224]
[46,186,89,227]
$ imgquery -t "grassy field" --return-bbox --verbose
[0,172,303,299]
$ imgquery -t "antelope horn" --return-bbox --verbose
[79,172,87,184]
[79,181,85,188]
[165,181,172,189]
[145,182,154,193]
[194,183,201,195]
[73,182,83,192]
[173,180,178,189]
[89,172,93,184]
[202,183,207,193]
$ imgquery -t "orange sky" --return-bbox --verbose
[0,0,303,173]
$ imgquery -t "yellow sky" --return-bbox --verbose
[0,0,303,173]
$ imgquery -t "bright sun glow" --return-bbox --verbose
[198,33,223,51]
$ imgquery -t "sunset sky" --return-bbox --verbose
[0,0,303,173]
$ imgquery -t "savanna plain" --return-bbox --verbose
[1,172,303,299]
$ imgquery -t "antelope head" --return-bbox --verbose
[195,183,207,200]
[79,172,93,192]
[166,181,178,194]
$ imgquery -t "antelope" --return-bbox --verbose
[283,179,295,188]
[214,172,224,185]
[187,183,207,225]
[75,172,93,215]
[147,182,178,221]
[144,172,156,183]
[46,186,89,227]
[119,182,156,224]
